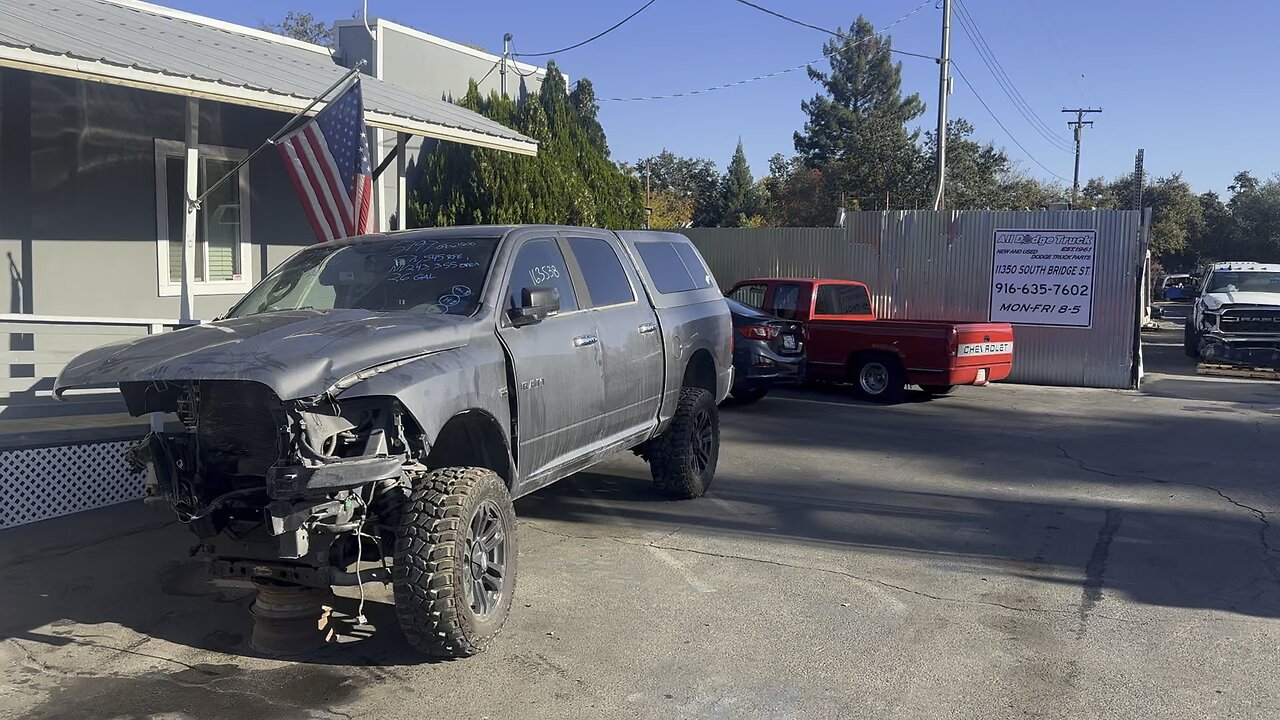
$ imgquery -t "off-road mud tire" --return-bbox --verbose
[649,387,719,499]
[393,466,517,659]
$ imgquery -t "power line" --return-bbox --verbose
[600,58,819,102]
[1030,2,1089,106]
[951,61,1069,183]
[952,2,1070,151]
[728,0,937,60]
[601,0,935,103]
[505,42,543,78]
[478,56,502,85]
[951,0,1072,152]
[513,0,658,58]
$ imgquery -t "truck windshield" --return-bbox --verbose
[1206,271,1280,294]
[227,236,501,318]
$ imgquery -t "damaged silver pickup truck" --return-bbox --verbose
[1184,261,1280,366]
[55,225,731,658]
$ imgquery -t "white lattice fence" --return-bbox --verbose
[0,441,145,529]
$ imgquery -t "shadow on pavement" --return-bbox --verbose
[2,370,1278,671]
[519,390,1280,621]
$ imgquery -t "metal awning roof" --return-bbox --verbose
[0,0,538,156]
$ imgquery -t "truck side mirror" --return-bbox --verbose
[509,286,560,327]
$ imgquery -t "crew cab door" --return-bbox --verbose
[496,236,605,482]
[563,232,664,444]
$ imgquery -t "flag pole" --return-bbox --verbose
[188,59,368,212]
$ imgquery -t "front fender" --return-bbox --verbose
[334,336,511,454]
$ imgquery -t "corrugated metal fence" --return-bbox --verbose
[684,210,1147,389]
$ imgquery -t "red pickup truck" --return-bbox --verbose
[728,278,1014,403]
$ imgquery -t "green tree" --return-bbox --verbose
[761,154,837,226]
[646,190,694,228]
[923,119,1011,209]
[1144,175,1203,257]
[793,16,926,209]
[633,150,724,227]
[260,11,333,45]
[1224,172,1280,262]
[720,140,759,227]
[570,79,608,155]
[411,64,643,229]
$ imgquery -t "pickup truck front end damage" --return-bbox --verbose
[54,226,731,659]
[1197,306,1280,367]
[124,379,418,589]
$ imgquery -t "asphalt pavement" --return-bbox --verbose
[3,344,1280,719]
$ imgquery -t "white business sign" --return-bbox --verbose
[989,229,1096,327]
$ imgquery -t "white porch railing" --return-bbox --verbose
[1,313,198,426]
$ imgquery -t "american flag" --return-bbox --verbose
[276,79,374,242]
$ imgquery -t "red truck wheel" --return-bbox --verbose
[851,355,906,404]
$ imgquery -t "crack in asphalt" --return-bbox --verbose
[6,638,354,720]
[144,672,355,720]
[1053,443,1280,588]
[524,519,1150,623]
[639,540,1147,624]
[0,520,180,569]
[520,522,603,541]
[1078,509,1123,633]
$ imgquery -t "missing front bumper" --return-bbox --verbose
[1200,335,1280,367]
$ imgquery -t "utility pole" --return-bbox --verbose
[1134,148,1144,211]
[1062,107,1102,206]
[501,33,512,99]
[644,158,651,230]
[931,0,952,211]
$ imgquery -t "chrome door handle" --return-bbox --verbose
[638,323,657,334]
[573,335,599,347]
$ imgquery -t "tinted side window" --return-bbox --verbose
[672,242,713,289]
[815,284,872,316]
[506,239,578,313]
[731,283,767,309]
[635,241,696,294]
[567,237,635,307]
[769,284,802,320]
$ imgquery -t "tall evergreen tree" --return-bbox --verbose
[793,15,926,209]
[412,63,643,229]
[720,140,758,227]
[570,79,608,156]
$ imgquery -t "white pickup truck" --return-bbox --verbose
[1185,261,1280,366]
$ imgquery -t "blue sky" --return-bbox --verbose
[167,0,1278,195]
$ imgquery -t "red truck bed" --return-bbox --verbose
[727,277,1014,402]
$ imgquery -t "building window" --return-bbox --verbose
[154,139,252,296]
